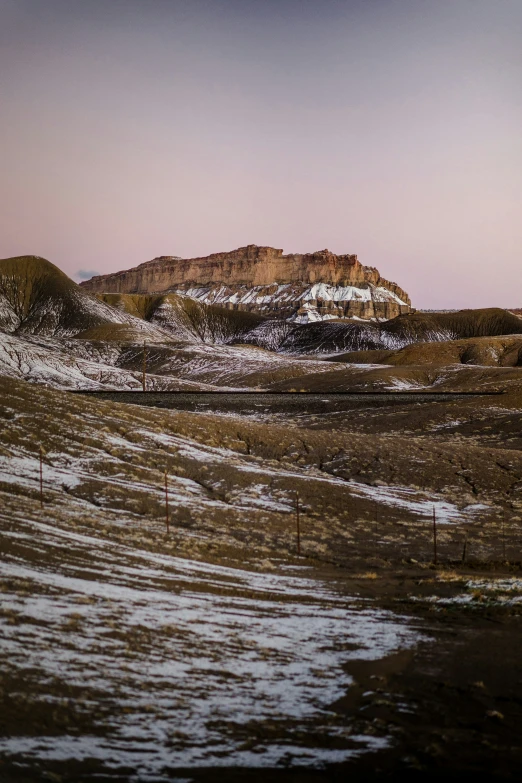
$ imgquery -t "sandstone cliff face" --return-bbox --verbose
[81,246,412,321]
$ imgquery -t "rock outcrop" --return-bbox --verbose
[81,245,413,321]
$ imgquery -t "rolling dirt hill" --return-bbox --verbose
[0,256,161,338]
[328,335,522,367]
[268,363,522,393]
[383,308,522,343]
[0,257,265,346]
[97,292,265,343]
[242,308,522,355]
[80,244,413,322]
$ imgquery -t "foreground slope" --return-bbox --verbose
[2,375,521,557]
[2,376,522,778]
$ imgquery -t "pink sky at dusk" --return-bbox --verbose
[1,0,521,309]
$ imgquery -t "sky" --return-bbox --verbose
[0,0,521,309]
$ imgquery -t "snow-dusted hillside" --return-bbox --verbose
[0,332,220,390]
[240,308,522,355]
[178,280,408,323]
[0,256,266,345]
[97,291,265,343]
[1,376,438,774]
[0,255,158,337]
[0,331,344,391]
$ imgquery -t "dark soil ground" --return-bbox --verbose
[179,592,522,783]
[3,565,522,783]
[1,374,522,782]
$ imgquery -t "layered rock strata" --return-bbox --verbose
[81,246,412,321]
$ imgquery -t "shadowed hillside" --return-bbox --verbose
[97,292,266,344]
[328,335,522,368]
[240,319,382,353]
[241,308,522,355]
[0,256,160,338]
[0,257,264,345]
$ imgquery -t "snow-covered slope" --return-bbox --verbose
[115,341,338,388]
[0,333,220,390]
[177,280,408,323]
[97,292,265,343]
[0,331,342,391]
[240,308,522,355]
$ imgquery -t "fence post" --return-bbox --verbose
[142,341,147,392]
[502,509,506,561]
[296,491,301,556]
[165,469,169,535]
[39,445,44,508]
[462,533,467,563]
[432,505,437,565]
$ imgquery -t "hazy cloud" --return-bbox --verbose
[76,269,100,280]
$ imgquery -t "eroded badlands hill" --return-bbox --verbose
[242,307,522,354]
[80,245,412,322]
[0,255,149,338]
[3,255,522,392]
[0,256,265,344]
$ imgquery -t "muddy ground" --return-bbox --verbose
[1,375,522,781]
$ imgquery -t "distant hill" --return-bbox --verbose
[0,256,156,338]
[79,244,413,322]
[327,334,522,367]
[0,256,264,343]
[382,308,522,344]
[240,308,522,354]
[96,292,265,344]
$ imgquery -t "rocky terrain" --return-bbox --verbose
[2,256,522,392]
[80,245,412,322]
[2,251,522,780]
[241,307,522,357]
[2,367,522,781]
[0,256,266,345]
